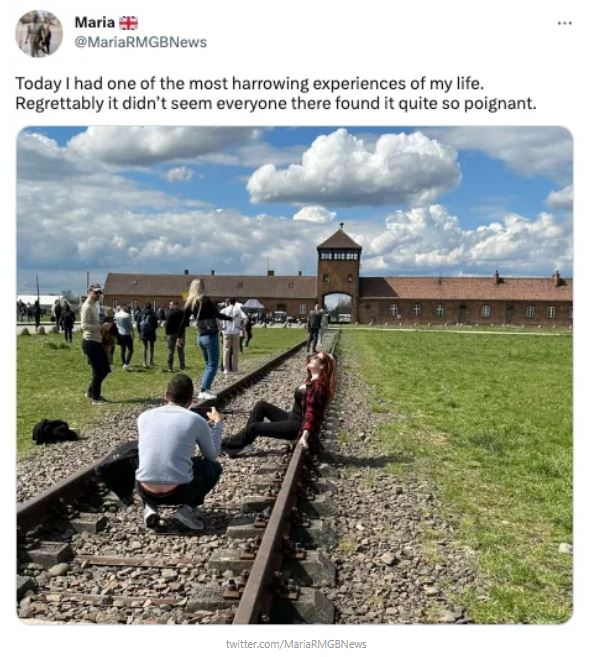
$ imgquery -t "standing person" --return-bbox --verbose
[164,300,187,372]
[307,304,323,352]
[60,301,76,344]
[53,299,62,331]
[138,303,158,367]
[318,310,329,348]
[243,314,254,349]
[178,279,230,401]
[101,309,119,365]
[33,300,41,328]
[135,374,224,531]
[114,305,134,370]
[221,351,337,457]
[81,283,111,405]
[221,298,247,374]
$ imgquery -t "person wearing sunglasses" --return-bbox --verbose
[221,351,336,457]
[81,283,111,404]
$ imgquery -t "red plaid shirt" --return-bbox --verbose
[300,377,328,437]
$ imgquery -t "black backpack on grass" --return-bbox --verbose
[32,419,78,445]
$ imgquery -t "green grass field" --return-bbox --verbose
[17,327,306,457]
[342,329,572,623]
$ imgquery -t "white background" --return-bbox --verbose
[3,1,590,655]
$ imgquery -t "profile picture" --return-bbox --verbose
[15,10,62,57]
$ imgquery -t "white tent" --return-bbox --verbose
[17,294,62,309]
[241,298,265,310]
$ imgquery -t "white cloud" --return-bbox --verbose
[358,205,572,275]
[67,127,259,165]
[426,127,572,181]
[545,185,573,211]
[163,166,194,182]
[292,205,336,223]
[16,128,573,293]
[247,128,461,206]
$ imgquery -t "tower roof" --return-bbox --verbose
[317,224,362,250]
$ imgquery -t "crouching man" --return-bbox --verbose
[135,373,223,531]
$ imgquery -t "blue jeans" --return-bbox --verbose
[198,332,219,391]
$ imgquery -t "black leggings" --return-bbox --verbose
[233,400,302,447]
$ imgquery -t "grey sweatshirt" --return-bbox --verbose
[135,404,223,485]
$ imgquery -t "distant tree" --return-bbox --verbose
[61,289,78,305]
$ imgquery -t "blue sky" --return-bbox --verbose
[17,126,573,294]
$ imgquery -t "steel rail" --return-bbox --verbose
[17,457,105,532]
[233,330,339,624]
[17,336,308,532]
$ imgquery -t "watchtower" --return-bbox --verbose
[316,223,362,322]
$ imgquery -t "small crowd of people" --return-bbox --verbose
[16,300,43,327]
[79,281,256,405]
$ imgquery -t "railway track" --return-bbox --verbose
[17,331,340,624]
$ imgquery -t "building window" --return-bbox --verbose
[481,304,491,318]
[547,306,556,319]
[288,282,294,288]
[323,274,330,283]
[389,304,399,317]
[299,304,307,315]
[435,304,444,318]
[347,274,353,283]
[412,303,422,317]
[346,252,358,260]
[237,281,243,288]
[277,303,286,312]
[569,306,573,319]
[525,305,535,318]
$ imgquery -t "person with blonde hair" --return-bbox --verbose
[222,351,337,456]
[178,279,230,400]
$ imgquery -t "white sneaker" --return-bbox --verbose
[143,504,160,529]
[122,364,131,371]
[173,505,204,531]
[197,390,217,401]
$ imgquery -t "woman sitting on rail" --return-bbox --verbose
[178,279,231,401]
[221,351,336,457]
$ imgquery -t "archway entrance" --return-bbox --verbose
[323,292,353,323]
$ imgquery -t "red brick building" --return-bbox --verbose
[103,225,572,326]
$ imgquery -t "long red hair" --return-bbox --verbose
[307,351,337,409]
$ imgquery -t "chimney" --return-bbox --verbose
[211,270,215,276]
[553,270,561,287]
[183,269,189,275]
[298,270,302,277]
[494,270,500,285]
[267,270,275,276]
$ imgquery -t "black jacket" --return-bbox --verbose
[164,308,188,337]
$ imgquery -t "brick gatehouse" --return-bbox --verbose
[103,225,572,327]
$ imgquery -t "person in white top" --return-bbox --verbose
[114,305,134,370]
[221,298,247,374]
